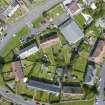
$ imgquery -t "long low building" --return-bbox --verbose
[18,44,39,59]
[27,80,61,94]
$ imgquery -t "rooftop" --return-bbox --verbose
[27,80,60,94]
[63,83,83,95]
[12,60,24,81]
[59,18,83,44]
[19,43,39,59]
[84,64,96,85]
[40,34,60,48]
[63,0,81,16]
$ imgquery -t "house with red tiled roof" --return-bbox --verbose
[40,34,60,49]
[63,0,82,16]
[12,61,24,81]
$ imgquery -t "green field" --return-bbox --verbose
[74,14,85,29]
[47,4,65,19]
[71,43,91,82]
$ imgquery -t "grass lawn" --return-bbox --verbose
[72,44,91,81]
[43,47,55,65]
[0,0,11,8]
[0,26,29,57]
[47,4,65,19]
[52,99,94,105]
[32,16,43,28]
[16,82,34,97]
[74,13,85,29]
[35,90,49,102]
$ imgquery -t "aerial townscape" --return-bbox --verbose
[0,0,105,105]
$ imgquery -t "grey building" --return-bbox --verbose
[84,64,96,85]
[63,83,83,96]
[27,80,61,94]
[59,18,83,44]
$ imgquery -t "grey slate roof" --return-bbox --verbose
[84,64,96,85]
[59,18,83,44]
[63,85,83,94]
[27,80,60,94]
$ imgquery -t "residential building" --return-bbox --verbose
[81,13,93,25]
[84,64,96,85]
[63,0,82,16]
[27,80,61,94]
[12,60,24,81]
[89,40,105,64]
[40,34,60,49]
[96,18,105,28]
[3,0,20,17]
[59,18,83,44]
[63,83,83,96]
[83,0,93,5]
[18,44,39,59]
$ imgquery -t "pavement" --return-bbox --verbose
[0,0,64,51]
[95,62,105,105]
[0,88,49,105]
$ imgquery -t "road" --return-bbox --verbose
[95,62,105,105]
[0,88,49,105]
[0,0,64,51]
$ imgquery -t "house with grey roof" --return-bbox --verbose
[59,18,83,44]
[27,80,61,94]
[63,83,83,96]
[83,0,93,5]
[84,64,96,85]
[18,43,39,59]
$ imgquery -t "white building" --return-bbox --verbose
[19,44,39,59]
[3,1,20,17]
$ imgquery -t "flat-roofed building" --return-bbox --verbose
[12,61,24,81]
[63,83,83,96]
[40,35,60,49]
[18,44,39,59]
[27,80,61,94]
[59,18,83,44]
[63,0,82,16]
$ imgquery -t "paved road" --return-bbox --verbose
[0,88,49,105]
[0,0,64,51]
[95,62,105,105]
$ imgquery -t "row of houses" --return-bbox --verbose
[85,39,105,85]
[27,79,83,96]
[11,60,83,96]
